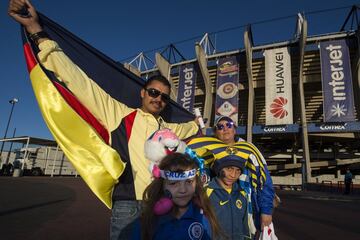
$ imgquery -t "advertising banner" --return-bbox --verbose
[252,124,299,134]
[265,47,293,125]
[177,63,196,112]
[320,40,355,122]
[214,56,239,124]
[307,122,360,133]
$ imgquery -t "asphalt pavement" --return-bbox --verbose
[1,177,359,240]
[0,177,110,240]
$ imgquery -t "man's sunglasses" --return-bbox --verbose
[145,88,170,103]
[215,121,234,131]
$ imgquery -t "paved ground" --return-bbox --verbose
[1,177,359,240]
[0,177,110,240]
[274,190,360,240]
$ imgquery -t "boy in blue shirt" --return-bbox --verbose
[206,155,252,240]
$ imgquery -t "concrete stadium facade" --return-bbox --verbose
[126,12,360,186]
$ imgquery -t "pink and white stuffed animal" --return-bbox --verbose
[144,128,187,215]
[144,128,187,178]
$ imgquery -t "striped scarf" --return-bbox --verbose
[187,136,267,190]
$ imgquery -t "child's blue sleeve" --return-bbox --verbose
[202,216,212,239]
[257,165,275,215]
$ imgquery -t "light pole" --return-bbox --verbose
[0,98,19,164]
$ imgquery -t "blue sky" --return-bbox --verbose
[0,0,358,142]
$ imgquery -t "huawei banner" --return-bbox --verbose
[215,56,239,124]
[320,40,355,122]
[177,64,196,112]
[265,47,293,125]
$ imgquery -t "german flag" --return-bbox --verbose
[21,13,194,208]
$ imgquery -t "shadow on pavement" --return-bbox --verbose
[0,177,110,240]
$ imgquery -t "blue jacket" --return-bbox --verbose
[129,202,212,240]
[248,164,274,229]
[236,141,274,230]
[345,172,353,183]
[206,179,251,240]
[236,140,274,217]
[251,164,274,214]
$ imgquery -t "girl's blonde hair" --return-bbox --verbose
[140,152,223,239]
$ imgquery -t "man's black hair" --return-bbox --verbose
[144,74,171,91]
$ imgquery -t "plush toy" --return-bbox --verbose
[144,128,187,178]
[144,128,187,215]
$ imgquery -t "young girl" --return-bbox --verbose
[125,152,223,240]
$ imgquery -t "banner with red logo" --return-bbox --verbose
[214,56,239,124]
[265,47,293,125]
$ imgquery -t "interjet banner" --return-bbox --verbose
[265,47,293,125]
[215,56,239,124]
[177,64,196,112]
[320,40,355,122]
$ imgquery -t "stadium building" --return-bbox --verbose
[124,7,360,186]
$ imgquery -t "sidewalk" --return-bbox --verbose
[276,188,360,202]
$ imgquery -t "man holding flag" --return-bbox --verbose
[8,0,200,239]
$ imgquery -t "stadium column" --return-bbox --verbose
[244,25,254,143]
[156,52,178,101]
[354,26,360,126]
[195,43,212,128]
[123,63,141,77]
[297,16,312,183]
